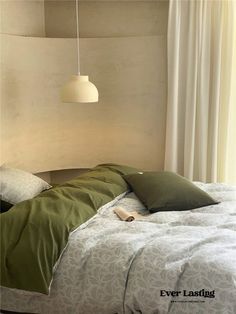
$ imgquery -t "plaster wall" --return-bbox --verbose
[1,1,168,173]
[1,34,166,173]
[44,0,168,38]
[0,0,45,37]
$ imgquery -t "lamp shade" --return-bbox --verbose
[61,75,99,103]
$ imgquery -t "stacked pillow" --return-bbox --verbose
[124,171,218,213]
[0,166,51,212]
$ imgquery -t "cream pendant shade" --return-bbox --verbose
[61,0,99,103]
[61,75,99,103]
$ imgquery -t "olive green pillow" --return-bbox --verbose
[124,171,218,213]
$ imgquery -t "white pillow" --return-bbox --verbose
[0,166,52,205]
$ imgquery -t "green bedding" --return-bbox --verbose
[0,164,138,294]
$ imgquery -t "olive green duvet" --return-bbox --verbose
[0,164,138,294]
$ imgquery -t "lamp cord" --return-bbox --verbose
[76,0,80,75]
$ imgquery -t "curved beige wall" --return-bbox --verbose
[44,0,168,38]
[1,34,166,173]
[0,0,45,37]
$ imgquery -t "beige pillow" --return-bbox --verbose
[0,166,51,205]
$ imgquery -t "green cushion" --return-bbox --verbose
[124,171,218,213]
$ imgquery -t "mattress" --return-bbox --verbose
[1,182,236,314]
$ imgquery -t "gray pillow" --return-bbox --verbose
[0,166,51,205]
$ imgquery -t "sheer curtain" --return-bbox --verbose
[225,16,236,184]
[165,0,236,183]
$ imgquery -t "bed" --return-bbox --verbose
[1,164,236,314]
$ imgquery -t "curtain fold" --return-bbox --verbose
[165,0,236,183]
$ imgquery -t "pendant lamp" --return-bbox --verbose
[61,0,98,103]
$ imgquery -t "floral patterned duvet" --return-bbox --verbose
[1,183,236,314]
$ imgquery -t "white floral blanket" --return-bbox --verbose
[1,183,236,314]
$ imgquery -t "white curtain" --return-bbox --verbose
[165,0,236,183]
